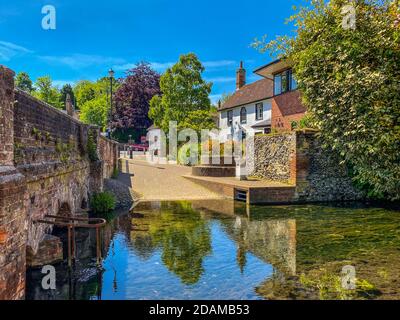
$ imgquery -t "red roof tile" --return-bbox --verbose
[218,78,273,111]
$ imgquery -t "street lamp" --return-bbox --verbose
[108,68,115,137]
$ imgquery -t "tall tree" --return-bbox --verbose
[80,96,109,129]
[149,53,213,132]
[15,72,34,93]
[74,80,96,108]
[33,76,62,109]
[253,0,400,200]
[112,63,160,131]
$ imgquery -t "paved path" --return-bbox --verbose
[118,158,224,201]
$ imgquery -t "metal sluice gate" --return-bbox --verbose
[34,214,107,267]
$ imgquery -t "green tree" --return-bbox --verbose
[149,53,213,132]
[253,0,400,200]
[179,108,217,133]
[15,72,34,93]
[33,76,62,109]
[74,80,97,108]
[80,96,109,129]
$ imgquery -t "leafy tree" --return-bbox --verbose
[149,53,213,132]
[112,63,160,131]
[74,80,97,108]
[33,76,62,109]
[59,84,76,109]
[15,72,34,93]
[179,108,217,133]
[253,0,400,200]
[80,96,109,129]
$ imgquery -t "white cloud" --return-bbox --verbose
[113,61,175,72]
[209,94,222,104]
[113,60,237,72]
[203,60,236,68]
[0,41,32,61]
[52,80,77,88]
[39,54,126,69]
[206,77,236,83]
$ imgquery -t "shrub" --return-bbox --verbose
[91,192,116,214]
[87,132,99,161]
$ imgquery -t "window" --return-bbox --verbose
[274,68,297,95]
[274,74,282,96]
[290,70,297,90]
[227,110,233,126]
[240,107,247,124]
[256,103,263,120]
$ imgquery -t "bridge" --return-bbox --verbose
[0,65,119,300]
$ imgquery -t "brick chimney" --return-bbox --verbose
[236,61,246,90]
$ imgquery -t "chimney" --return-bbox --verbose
[218,100,221,110]
[65,93,75,117]
[236,61,246,90]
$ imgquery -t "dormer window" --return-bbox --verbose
[240,107,247,124]
[274,68,297,95]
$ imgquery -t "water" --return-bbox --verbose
[26,200,400,300]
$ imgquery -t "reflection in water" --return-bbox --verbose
[26,200,400,300]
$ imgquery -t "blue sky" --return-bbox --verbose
[0,0,302,102]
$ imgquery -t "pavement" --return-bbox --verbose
[118,157,224,202]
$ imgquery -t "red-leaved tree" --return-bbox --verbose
[112,63,160,132]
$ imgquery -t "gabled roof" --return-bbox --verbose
[218,78,273,111]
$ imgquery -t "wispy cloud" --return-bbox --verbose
[209,94,222,104]
[0,40,32,61]
[113,60,237,72]
[206,77,236,83]
[203,60,236,68]
[113,61,175,72]
[52,80,78,88]
[39,54,126,69]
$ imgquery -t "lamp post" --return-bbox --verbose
[108,68,115,137]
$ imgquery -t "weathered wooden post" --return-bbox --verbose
[0,65,27,300]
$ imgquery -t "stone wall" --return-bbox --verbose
[250,133,296,183]
[250,130,364,202]
[0,65,120,300]
[293,130,364,202]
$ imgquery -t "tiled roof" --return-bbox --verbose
[218,78,273,111]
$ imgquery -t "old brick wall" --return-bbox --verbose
[0,66,26,300]
[251,130,364,202]
[98,135,119,179]
[0,65,120,300]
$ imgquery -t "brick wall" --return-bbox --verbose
[0,65,120,300]
[271,90,306,131]
[0,66,26,300]
[99,135,119,179]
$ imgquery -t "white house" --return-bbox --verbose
[218,62,273,142]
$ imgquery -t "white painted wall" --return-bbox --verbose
[218,98,272,142]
